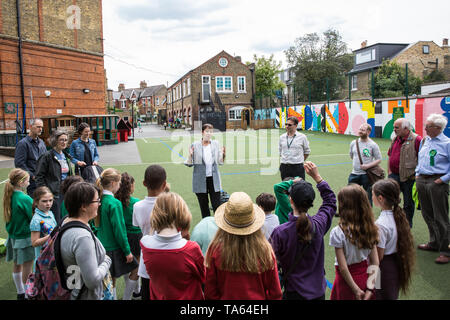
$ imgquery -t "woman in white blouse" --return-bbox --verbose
[185,124,225,218]
[372,179,415,300]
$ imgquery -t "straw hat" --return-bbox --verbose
[214,192,265,236]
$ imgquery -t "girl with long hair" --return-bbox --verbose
[329,184,379,300]
[114,172,141,300]
[95,168,138,299]
[3,168,34,300]
[29,186,57,259]
[372,179,415,299]
[140,192,205,300]
[205,191,282,300]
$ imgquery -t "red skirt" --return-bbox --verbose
[330,260,375,300]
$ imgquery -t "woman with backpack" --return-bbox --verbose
[270,161,337,300]
[58,182,112,300]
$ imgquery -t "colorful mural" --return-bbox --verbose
[268,95,450,139]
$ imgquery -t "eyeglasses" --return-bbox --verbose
[286,124,295,127]
[425,125,439,129]
[58,138,68,142]
[90,199,101,204]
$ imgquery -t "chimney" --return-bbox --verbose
[235,56,242,62]
[361,40,367,48]
[118,83,125,91]
[443,38,449,47]
[140,80,147,89]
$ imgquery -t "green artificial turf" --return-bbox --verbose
[0,130,448,300]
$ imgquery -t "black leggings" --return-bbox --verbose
[195,177,221,218]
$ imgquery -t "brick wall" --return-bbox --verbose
[0,0,105,130]
[393,41,447,78]
[0,37,106,130]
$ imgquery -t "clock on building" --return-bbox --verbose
[218,57,228,68]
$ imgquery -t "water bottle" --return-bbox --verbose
[40,221,54,235]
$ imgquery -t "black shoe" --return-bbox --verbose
[334,213,340,218]
[132,292,141,300]
[17,293,25,300]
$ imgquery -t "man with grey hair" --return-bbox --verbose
[14,118,47,196]
[416,113,450,264]
[387,118,422,227]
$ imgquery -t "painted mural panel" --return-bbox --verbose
[271,95,449,139]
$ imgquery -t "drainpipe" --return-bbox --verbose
[16,0,27,133]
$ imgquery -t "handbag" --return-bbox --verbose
[355,139,385,184]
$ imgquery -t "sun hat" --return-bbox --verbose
[214,192,265,236]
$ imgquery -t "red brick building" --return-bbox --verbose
[0,0,106,131]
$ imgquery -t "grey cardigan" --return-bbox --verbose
[184,140,224,193]
[60,227,112,300]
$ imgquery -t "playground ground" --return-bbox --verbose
[0,124,448,300]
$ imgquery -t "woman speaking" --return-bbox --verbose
[185,124,225,218]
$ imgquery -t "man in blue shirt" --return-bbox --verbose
[415,114,450,264]
[14,119,47,196]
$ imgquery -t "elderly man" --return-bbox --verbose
[416,114,450,264]
[348,123,382,205]
[14,118,47,196]
[279,116,311,180]
[387,118,422,228]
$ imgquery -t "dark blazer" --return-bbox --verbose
[35,149,74,196]
[14,135,47,179]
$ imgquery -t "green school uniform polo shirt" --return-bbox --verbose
[122,196,141,234]
[274,180,294,225]
[6,191,33,239]
[96,194,131,255]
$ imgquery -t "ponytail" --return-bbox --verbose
[392,202,416,294]
[296,213,312,243]
[94,168,121,227]
[3,169,29,223]
[3,181,15,223]
[95,176,103,227]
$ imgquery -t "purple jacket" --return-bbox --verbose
[270,180,336,300]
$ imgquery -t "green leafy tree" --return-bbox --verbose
[423,69,446,83]
[248,54,285,97]
[285,28,353,102]
[373,60,422,98]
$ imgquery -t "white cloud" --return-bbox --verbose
[102,0,450,90]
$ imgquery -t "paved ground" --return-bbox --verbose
[0,123,193,169]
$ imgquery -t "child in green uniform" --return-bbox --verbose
[60,175,84,219]
[273,177,302,224]
[95,168,138,299]
[3,169,34,300]
[115,172,141,300]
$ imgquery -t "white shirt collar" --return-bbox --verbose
[103,190,114,196]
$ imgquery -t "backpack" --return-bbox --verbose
[25,220,96,300]
[81,165,103,184]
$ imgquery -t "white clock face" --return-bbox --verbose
[219,57,228,68]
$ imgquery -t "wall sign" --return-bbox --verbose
[218,57,228,68]
[4,103,16,114]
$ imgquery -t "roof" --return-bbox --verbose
[349,43,409,74]
[112,84,166,100]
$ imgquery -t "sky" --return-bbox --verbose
[102,0,450,91]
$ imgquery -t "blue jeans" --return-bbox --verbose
[348,173,372,205]
[388,173,415,228]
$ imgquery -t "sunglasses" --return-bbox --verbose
[286,123,295,127]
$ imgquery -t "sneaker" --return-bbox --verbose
[132,292,142,300]
[17,293,25,300]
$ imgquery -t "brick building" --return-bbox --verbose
[0,0,106,131]
[112,81,167,123]
[166,50,255,130]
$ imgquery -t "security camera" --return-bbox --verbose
[44,90,51,97]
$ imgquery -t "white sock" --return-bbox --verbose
[123,278,138,300]
[113,286,117,300]
[134,277,141,294]
[12,273,25,295]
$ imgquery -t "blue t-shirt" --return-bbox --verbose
[53,150,69,181]
[30,208,57,258]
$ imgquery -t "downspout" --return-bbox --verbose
[16,0,27,133]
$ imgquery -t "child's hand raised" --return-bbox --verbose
[304,161,323,184]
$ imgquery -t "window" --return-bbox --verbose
[121,100,126,109]
[216,76,233,93]
[351,75,358,90]
[156,97,160,106]
[237,76,246,93]
[183,81,186,97]
[423,45,429,54]
[356,48,376,64]
[228,106,244,120]
[187,78,191,96]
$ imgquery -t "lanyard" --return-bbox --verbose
[286,134,296,149]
